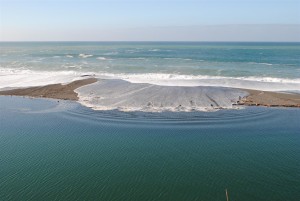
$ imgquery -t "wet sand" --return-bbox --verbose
[0,78,300,109]
[237,89,300,108]
[0,78,97,100]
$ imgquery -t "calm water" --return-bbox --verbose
[1,96,299,201]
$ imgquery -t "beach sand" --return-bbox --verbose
[238,89,300,108]
[0,78,97,100]
[0,78,300,108]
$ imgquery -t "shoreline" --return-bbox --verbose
[0,79,300,109]
[0,78,97,101]
[237,89,300,108]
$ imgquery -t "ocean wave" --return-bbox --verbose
[148,49,160,52]
[102,52,119,55]
[248,62,273,66]
[97,73,300,92]
[98,72,300,84]
[259,63,273,66]
[130,57,147,60]
[1,68,300,92]
[96,57,115,61]
[162,58,203,61]
[163,58,179,60]
[125,50,142,54]
[96,57,107,60]
[79,54,93,58]
[0,68,83,89]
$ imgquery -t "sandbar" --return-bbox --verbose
[0,78,300,109]
[0,78,97,100]
[237,89,300,108]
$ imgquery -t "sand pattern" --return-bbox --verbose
[0,78,300,111]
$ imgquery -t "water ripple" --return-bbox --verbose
[62,101,276,128]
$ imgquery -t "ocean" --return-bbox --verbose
[0,42,300,200]
[1,42,299,111]
[1,42,300,89]
[0,96,299,201]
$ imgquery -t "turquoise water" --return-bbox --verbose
[1,96,299,201]
[1,42,300,78]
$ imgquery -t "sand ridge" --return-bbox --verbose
[237,89,300,108]
[0,78,97,101]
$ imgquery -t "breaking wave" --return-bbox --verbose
[1,68,300,92]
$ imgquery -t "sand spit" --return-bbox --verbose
[0,78,97,101]
[0,78,300,110]
[237,89,300,108]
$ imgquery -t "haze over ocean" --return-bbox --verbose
[1,0,299,41]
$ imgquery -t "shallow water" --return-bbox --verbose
[0,96,299,201]
[75,79,248,112]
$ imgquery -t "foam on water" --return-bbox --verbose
[96,57,107,60]
[1,67,300,92]
[0,68,86,90]
[97,72,300,92]
[79,54,93,58]
[75,79,248,112]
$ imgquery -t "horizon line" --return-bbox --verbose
[1,40,300,43]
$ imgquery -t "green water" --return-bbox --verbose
[0,96,299,201]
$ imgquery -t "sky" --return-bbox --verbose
[0,0,299,41]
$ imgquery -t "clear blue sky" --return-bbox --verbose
[0,0,299,41]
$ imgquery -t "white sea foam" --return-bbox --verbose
[163,58,177,60]
[96,57,107,60]
[163,58,194,61]
[95,73,300,92]
[131,58,147,60]
[66,55,73,58]
[248,62,274,66]
[259,63,273,66]
[1,68,300,93]
[0,68,85,90]
[79,54,93,58]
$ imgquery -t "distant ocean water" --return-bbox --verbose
[1,42,299,111]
